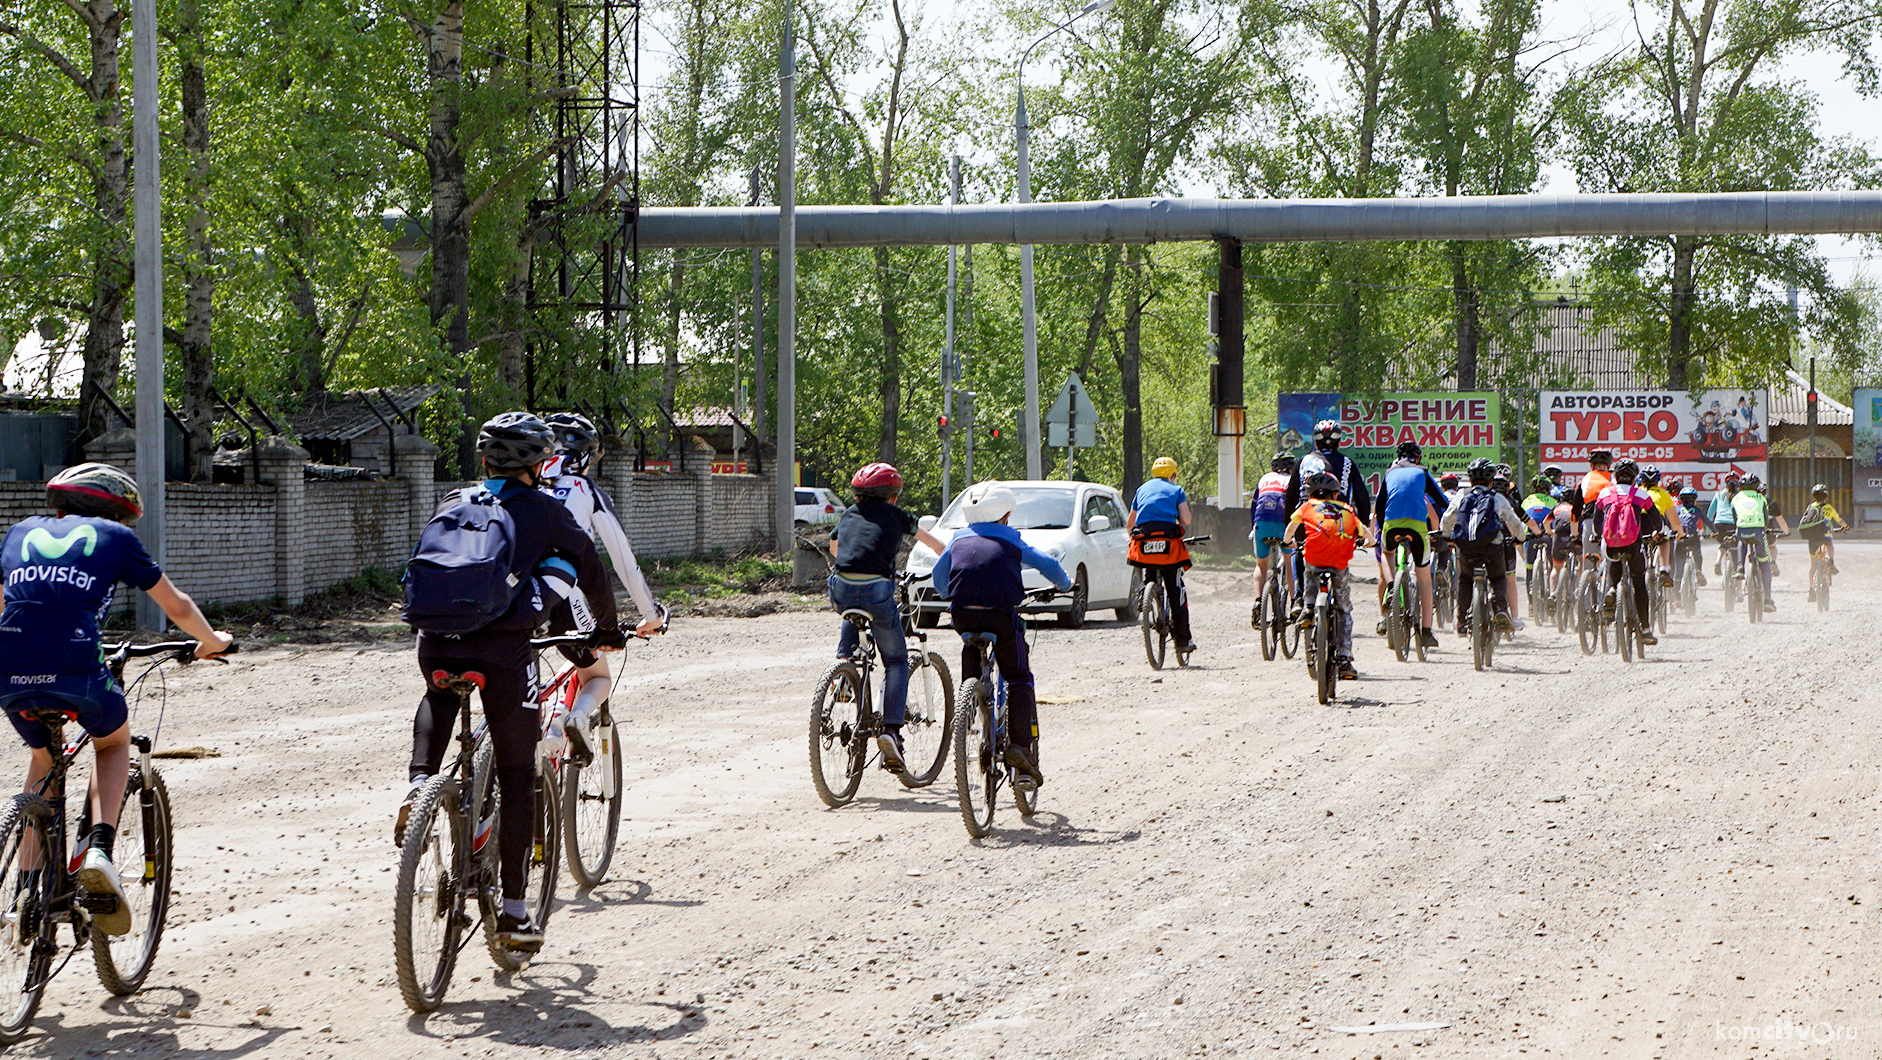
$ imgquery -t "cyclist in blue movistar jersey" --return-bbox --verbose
[0,464,233,935]
[1371,441,1447,649]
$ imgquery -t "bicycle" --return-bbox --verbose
[809,573,955,808]
[1382,535,1426,664]
[1607,557,1647,663]
[954,588,1060,837]
[1644,531,1671,635]
[1254,537,1300,662]
[394,634,593,1013]
[1677,538,1700,618]
[1467,566,1497,671]
[534,617,667,888]
[1432,543,1457,631]
[1302,568,1343,703]
[1736,529,1783,625]
[1524,539,1551,628]
[1810,527,1837,612]
[1718,530,1741,612]
[1575,549,1608,656]
[1552,549,1578,634]
[1137,536,1210,670]
[0,639,229,1043]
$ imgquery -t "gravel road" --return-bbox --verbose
[12,541,1881,1059]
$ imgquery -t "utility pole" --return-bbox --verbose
[750,165,766,443]
[133,0,166,632]
[775,0,796,556]
[942,154,959,503]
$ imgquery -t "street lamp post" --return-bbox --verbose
[1016,0,1115,481]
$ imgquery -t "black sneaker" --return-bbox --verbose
[1638,630,1658,646]
[1337,657,1358,681]
[1419,628,1439,649]
[495,913,543,952]
[1763,600,1777,613]
[877,730,906,774]
[1696,572,1708,587]
[1003,744,1045,789]
[1375,617,1388,636]
[1250,603,1262,630]
[1494,611,1515,634]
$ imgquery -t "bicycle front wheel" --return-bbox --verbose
[809,661,866,807]
[93,767,173,995]
[562,707,622,888]
[952,680,997,839]
[0,795,53,1044]
[1139,580,1167,670]
[899,651,955,788]
[394,775,465,1013]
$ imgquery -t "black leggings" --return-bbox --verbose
[951,607,1038,750]
[1607,545,1649,622]
[1147,564,1193,643]
[414,631,539,902]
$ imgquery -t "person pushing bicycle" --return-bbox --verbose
[0,464,232,935]
[402,413,625,953]
[536,413,666,762]
[929,485,1071,788]
[825,463,947,773]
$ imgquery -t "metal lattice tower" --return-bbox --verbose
[526,0,640,405]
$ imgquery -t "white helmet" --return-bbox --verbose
[962,484,1017,524]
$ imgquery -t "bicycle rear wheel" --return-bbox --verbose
[952,680,997,838]
[1257,579,1278,661]
[1312,605,1334,704]
[0,795,53,1044]
[93,767,172,994]
[1747,564,1763,624]
[899,651,955,788]
[562,706,622,888]
[808,661,866,807]
[1139,580,1167,670]
[394,776,465,1013]
[1279,576,1302,658]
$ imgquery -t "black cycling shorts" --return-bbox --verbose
[1381,526,1429,566]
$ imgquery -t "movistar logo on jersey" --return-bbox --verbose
[20,525,98,563]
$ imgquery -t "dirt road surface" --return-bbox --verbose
[12,542,1882,1058]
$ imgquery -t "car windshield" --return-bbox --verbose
[937,487,1077,531]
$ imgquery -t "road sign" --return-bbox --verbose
[1044,374,1098,448]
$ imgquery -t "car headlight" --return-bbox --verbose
[906,548,936,573]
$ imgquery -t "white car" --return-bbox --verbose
[904,480,1140,628]
[794,487,844,527]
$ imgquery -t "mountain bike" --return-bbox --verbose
[1575,550,1607,656]
[1677,539,1699,618]
[1383,534,1426,663]
[1524,539,1550,628]
[1432,543,1456,631]
[1609,558,1646,663]
[1736,529,1783,625]
[534,618,666,888]
[1468,567,1497,671]
[0,639,229,1043]
[1719,530,1741,612]
[954,589,1060,837]
[1137,536,1210,670]
[809,574,955,808]
[395,634,591,1014]
[1553,549,1578,634]
[1303,569,1341,703]
[1811,528,1837,612]
[1254,537,1300,661]
[1644,532,1671,635]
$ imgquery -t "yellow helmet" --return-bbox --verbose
[1151,456,1178,480]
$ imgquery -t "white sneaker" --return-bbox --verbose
[564,703,595,764]
[76,847,131,936]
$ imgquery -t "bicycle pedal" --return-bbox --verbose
[1012,774,1039,793]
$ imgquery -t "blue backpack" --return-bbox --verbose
[1447,488,1502,543]
[401,489,524,634]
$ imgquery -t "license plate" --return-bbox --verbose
[1143,539,1169,554]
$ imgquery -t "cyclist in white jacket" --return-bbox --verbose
[539,413,666,758]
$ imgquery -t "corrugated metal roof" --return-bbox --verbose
[285,385,441,442]
[1768,369,1853,425]
[1384,300,1659,390]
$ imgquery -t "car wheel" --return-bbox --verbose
[1116,567,1141,622]
[1057,568,1089,628]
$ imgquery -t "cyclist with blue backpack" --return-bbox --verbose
[1439,458,1526,636]
[400,412,625,953]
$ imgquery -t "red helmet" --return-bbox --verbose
[850,462,904,492]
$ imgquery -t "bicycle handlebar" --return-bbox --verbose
[106,640,240,666]
[1184,535,1212,544]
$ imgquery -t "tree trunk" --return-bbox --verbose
[1452,244,1479,389]
[663,254,684,452]
[1116,246,1146,496]
[421,3,473,471]
[281,202,327,396]
[1077,249,1119,383]
[498,224,535,396]
[1667,235,1696,388]
[875,246,901,464]
[78,2,130,445]
[178,0,213,481]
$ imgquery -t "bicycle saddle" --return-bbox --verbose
[840,609,874,629]
[429,670,487,691]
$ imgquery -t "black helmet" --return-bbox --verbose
[544,412,601,474]
[1395,440,1422,461]
[1313,419,1344,450]
[1466,457,1495,484]
[476,412,555,474]
[1588,449,1613,466]
[1611,457,1639,482]
[46,462,143,522]
[1812,482,1829,497]
[1304,471,1340,497]
[1271,452,1297,474]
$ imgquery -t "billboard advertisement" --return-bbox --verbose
[1278,392,1501,498]
[1537,390,1767,495]
[1853,389,1882,507]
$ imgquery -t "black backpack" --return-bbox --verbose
[1447,488,1502,543]
[401,488,524,634]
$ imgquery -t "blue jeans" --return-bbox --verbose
[827,576,910,726]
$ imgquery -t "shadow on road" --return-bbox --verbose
[21,988,296,1059]
[407,961,698,1051]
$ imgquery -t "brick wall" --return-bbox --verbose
[303,480,409,593]
[162,485,277,604]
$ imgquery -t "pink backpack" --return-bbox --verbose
[1601,487,1641,548]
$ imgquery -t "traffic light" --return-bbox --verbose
[937,414,951,439]
[956,390,976,432]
